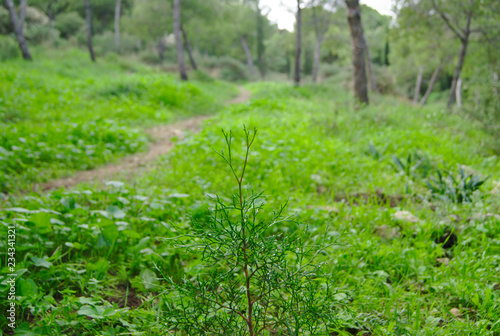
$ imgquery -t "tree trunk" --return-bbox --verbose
[19,0,27,36]
[364,37,378,92]
[114,0,121,48]
[456,77,463,107]
[294,0,302,87]
[5,0,31,60]
[345,0,368,104]
[181,24,197,70]
[312,36,323,83]
[256,5,265,79]
[173,0,188,80]
[448,38,469,107]
[447,7,472,107]
[420,63,442,105]
[157,37,165,62]
[241,35,256,76]
[84,0,96,62]
[413,65,424,104]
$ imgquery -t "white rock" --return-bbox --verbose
[394,211,420,223]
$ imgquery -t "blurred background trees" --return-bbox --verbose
[0,0,498,129]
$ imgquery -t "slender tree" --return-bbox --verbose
[431,0,474,107]
[181,24,197,70]
[114,0,121,48]
[413,65,423,104]
[345,0,368,104]
[5,0,32,60]
[294,0,302,87]
[84,0,96,62]
[310,1,332,83]
[241,35,256,76]
[173,0,188,80]
[420,63,443,105]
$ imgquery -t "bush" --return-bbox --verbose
[25,25,61,45]
[373,65,397,95]
[25,6,49,25]
[219,57,249,82]
[139,48,162,65]
[319,63,342,79]
[55,12,85,39]
[0,6,11,35]
[0,36,20,61]
[191,69,215,83]
[93,31,142,56]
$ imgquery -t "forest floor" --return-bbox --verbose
[38,87,251,192]
[2,53,500,335]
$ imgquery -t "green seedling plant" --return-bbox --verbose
[160,127,339,335]
[392,151,433,179]
[426,166,488,203]
[365,142,388,161]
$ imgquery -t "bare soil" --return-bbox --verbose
[38,87,251,191]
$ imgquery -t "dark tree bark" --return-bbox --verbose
[5,0,31,60]
[294,0,302,87]
[173,0,188,80]
[19,0,27,35]
[114,0,121,48]
[345,0,368,104]
[413,65,423,104]
[181,24,197,70]
[431,0,473,107]
[420,63,443,105]
[84,0,96,62]
[241,35,256,76]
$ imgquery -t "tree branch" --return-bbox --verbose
[431,0,466,42]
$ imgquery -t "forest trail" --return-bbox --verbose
[39,87,251,192]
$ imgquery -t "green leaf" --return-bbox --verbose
[106,205,126,219]
[140,268,160,291]
[17,278,38,298]
[31,256,52,268]
[28,213,53,234]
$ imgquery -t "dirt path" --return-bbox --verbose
[39,87,251,191]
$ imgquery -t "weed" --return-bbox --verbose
[426,166,488,203]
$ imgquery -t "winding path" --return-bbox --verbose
[39,87,251,191]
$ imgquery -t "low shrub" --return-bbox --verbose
[55,12,85,39]
[219,57,249,82]
[0,35,20,61]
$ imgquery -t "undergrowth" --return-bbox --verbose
[0,79,499,335]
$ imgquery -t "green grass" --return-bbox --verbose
[1,71,500,334]
[0,49,238,194]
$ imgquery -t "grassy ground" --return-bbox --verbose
[1,58,500,335]
[0,49,237,194]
